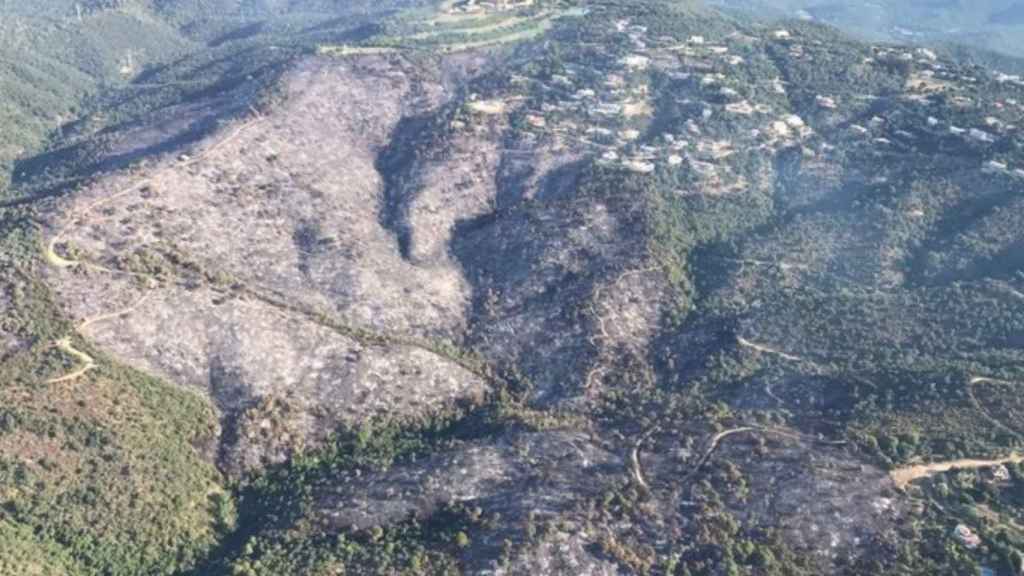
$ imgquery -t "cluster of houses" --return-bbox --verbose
[497,20,812,189]
[831,44,1024,181]
[462,13,1022,195]
[983,159,1024,178]
[995,71,1024,89]
[948,465,1015,550]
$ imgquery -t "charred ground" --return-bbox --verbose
[4,0,1024,575]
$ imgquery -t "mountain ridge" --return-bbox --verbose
[4,0,1024,574]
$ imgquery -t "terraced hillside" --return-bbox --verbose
[6,0,1024,575]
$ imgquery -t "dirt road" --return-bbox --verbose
[47,338,96,384]
[890,454,1023,489]
[737,336,804,362]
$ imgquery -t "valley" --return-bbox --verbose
[3,0,1024,575]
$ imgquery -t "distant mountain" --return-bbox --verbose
[709,0,1024,60]
[7,0,1024,574]
[1,0,1023,574]
[991,2,1024,25]
[0,0,413,193]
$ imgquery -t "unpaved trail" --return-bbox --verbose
[703,427,758,457]
[46,180,155,269]
[47,338,96,384]
[585,265,663,392]
[42,116,264,384]
[737,336,804,362]
[630,427,659,490]
[984,280,1024,302]
[890,454,1024,489]
[665,426,756,489]
[969,376,1016,386]
[720,257,809,271]
[687,427,768,479]
[590,266,662,347]
[77,291,155,332]
[46,291,158,384]
[764,380,785,406]
[966,375,1021,438]
[45,116,264,270]
[679,425,842,488]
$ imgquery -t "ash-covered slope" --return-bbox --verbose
[0,0,422,196]
[19,0,1024,574]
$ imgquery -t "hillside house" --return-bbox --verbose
[593,103,622,116]
[525,114,546,128]
[621,54,650,70]
[623,159,655,173]
[984,160,1008,173]
[992,464,1011,482]
[725,101,754,115]
[816,95,837,110]
[954,524,981,549]
[969,128,995,143]
[771,121,791,137]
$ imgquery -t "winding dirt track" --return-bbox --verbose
[887,378,1023,489]
[763,381,786,406]
[77,291,155,332]
[47,338,96,384]
[1003,287,1024,300]
[969,376,1015,386]
[45,116,265,271]
[630,426,660,490]
[988,280,1024,301]
[736,336,804,363]
[890,454,1024,489]
[46,291,158,384]
[699,427,758,464]
[42,116,266,384]
[585,265,662,392]
[719,257,809,272]
[39,111,514,390]
[966,375,1021,438]
[682,426,807,486]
